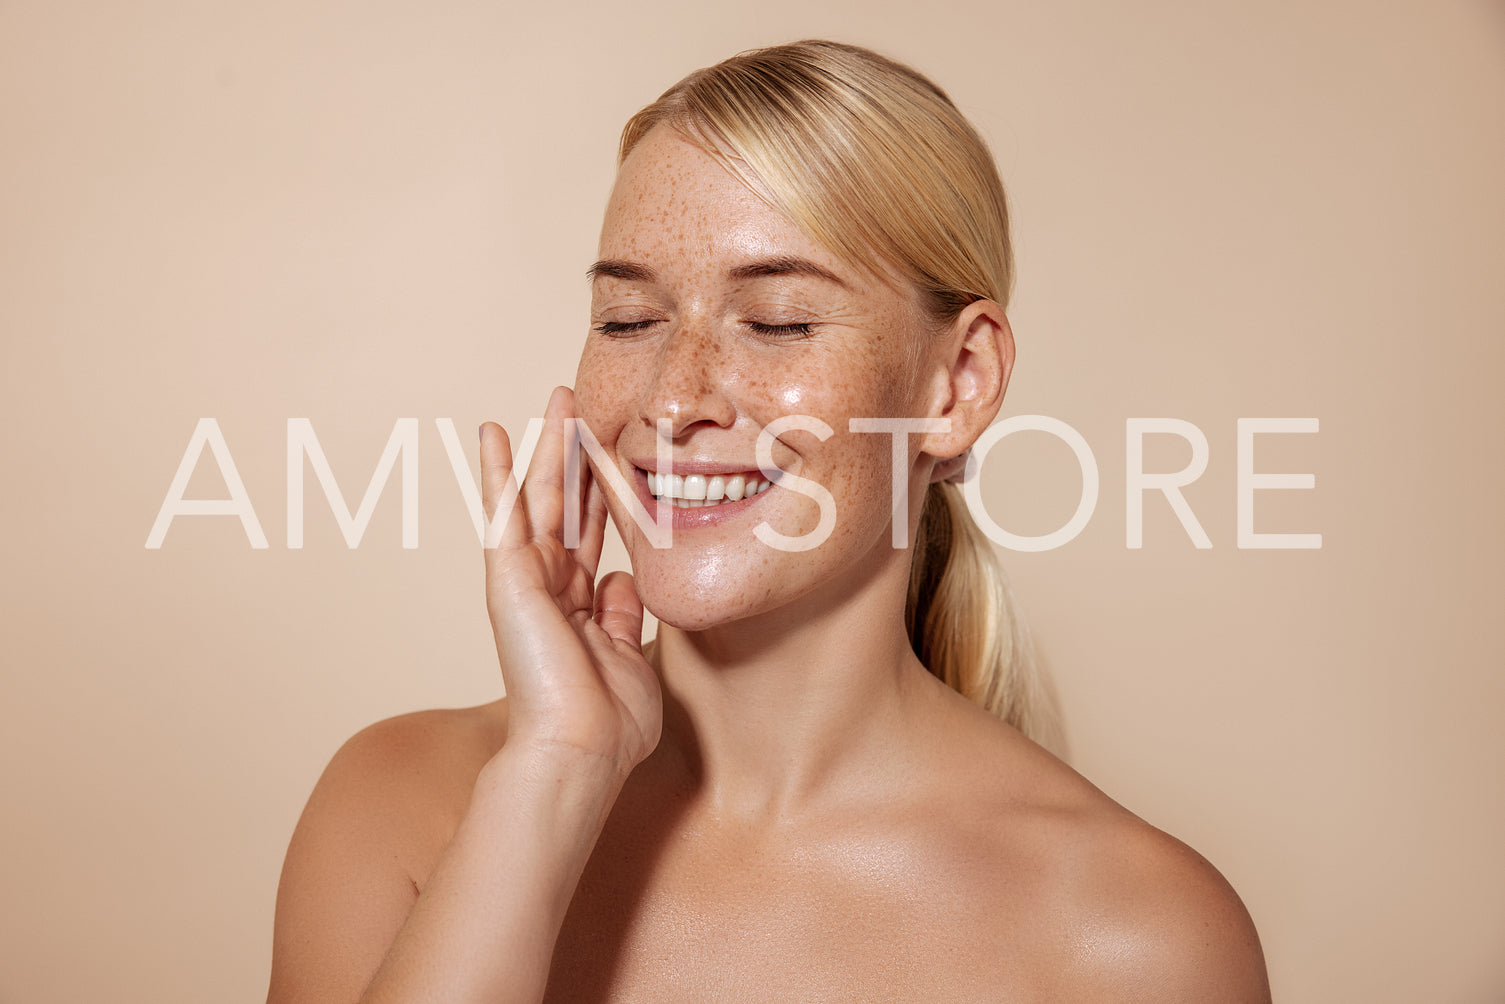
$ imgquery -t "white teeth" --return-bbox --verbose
[646,468,772,507]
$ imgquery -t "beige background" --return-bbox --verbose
[3,2,1502,1001]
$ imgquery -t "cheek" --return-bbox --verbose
[832,434,905,513]
[760,350,915,429]
[858,329,925,416]
[574,344,633,432]
[843,327,922,416]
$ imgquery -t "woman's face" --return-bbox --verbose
[574,125,947,631]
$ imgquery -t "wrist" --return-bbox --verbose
[500,728,640,780]
[476,736,631,811]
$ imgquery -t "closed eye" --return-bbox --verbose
[595,319,815,338]
[746,321,815,338]
[593,319,660,335]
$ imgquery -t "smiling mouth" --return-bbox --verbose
[640,468,773,509]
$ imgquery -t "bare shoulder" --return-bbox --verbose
[290,699,510,882]
[1056,802,1271,1002]
[981,729,1269,1001]
[305,703,504,838]
[267,700,509,1003]
[919,697,1269,1001]
[321,700,509,800]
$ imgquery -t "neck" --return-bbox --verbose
[645,542,942,821]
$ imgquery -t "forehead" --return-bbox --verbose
[599,125,843,274]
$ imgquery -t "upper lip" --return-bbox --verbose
[630,458,765,476]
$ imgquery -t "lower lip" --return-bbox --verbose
[633,469,772,530]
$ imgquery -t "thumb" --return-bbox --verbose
[594,570,645,648]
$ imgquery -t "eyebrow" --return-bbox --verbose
[586,254,849,288]
[586,259,657,283]
[727,255,849,288]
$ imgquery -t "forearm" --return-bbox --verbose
[358,742,626,1004]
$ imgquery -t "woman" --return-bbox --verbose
[268,40,1270,1002]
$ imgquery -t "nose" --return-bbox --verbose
[637,321,737,438]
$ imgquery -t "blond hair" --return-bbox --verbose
[619,40,1047,742]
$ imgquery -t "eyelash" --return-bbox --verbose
[593,320,657,335]
[592,320,815,338]
[747,321,814,338]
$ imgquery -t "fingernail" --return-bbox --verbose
[478,423,484,442]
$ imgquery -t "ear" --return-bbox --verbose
[920,299,1014,464]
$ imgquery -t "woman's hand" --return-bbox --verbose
[480,386,663,776]
[270,388,660,1004]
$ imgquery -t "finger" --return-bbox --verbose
[575,472,610,579]
[529,534,578,602]
[479,421,528,552]
[522,386,572,544]
[594,570,645,649]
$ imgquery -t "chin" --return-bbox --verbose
[645,602,740,634]
[630,560,786,634]
[609,484,899,635]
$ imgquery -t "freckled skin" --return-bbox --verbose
[542,128,1267,1000]
[574,126,937,631]
[268,127,1269,1003]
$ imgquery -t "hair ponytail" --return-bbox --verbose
[907,482,1050,744]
